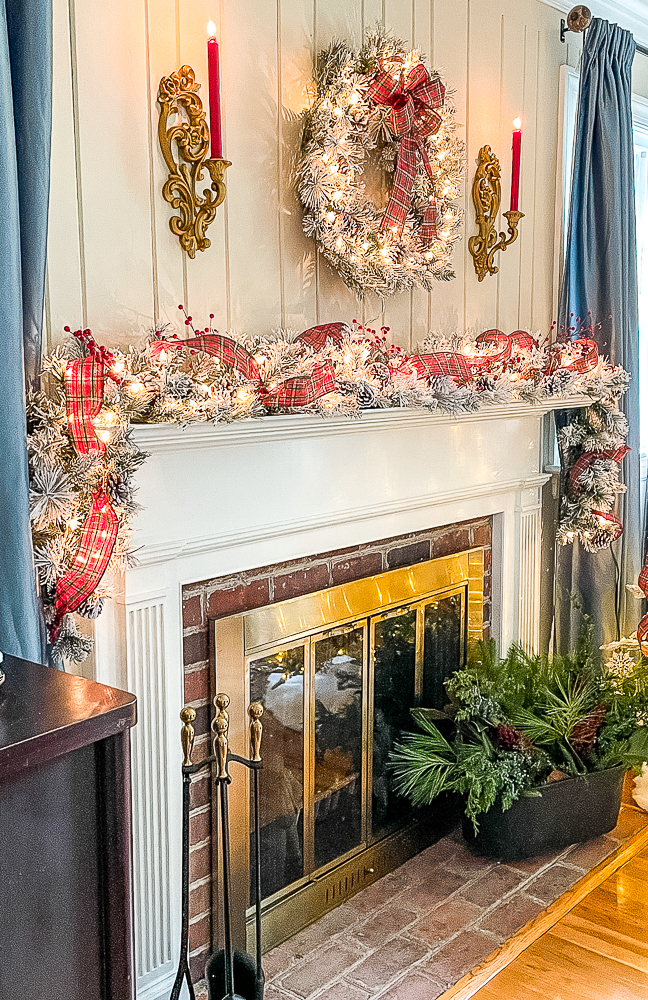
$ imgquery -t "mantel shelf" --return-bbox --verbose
[130,394,586,453]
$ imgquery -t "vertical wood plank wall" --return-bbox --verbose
[47,0,570,354]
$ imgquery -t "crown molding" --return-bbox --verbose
[540,0,648,50]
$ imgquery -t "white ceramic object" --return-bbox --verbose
[632,762,648,812]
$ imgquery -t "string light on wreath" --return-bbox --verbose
[297,29,465,297]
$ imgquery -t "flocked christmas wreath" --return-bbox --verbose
[296,29,465,297]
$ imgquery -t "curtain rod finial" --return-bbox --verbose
[568,5,592,33]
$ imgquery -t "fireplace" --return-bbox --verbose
[91,399,573,997]
[212,544,486,951]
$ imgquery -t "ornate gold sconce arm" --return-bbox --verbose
[468,145,524,281]
[157,65,231,258]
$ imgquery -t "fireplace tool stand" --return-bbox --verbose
[170,694,265,1000]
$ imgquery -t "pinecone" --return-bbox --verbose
[370,362,391,388]
[337,379,359,396]
[497,724,534,753]
[543,369,572,396]
[571,704,607,758]
[76,593,105,619]
[348,105,369,128]
[357,380,377,409]
[167,373,195,399]
[106,472,131,504]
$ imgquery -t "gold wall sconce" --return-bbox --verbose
[157,65,230,258]
[468,145,524,281]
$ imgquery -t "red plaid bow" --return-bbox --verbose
[367,61,445,240]
[52,491,119,637]
[64,357,106,456]
[260,360,335,409]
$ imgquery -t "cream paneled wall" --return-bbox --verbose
[46,0,569,354]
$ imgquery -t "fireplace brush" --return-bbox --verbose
[170,695,265,1000]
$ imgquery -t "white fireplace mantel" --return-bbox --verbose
[92,396,582,1000]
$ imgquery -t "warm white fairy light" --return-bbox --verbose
[326,211,336,223]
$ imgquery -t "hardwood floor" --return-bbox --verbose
[475,848,648,999]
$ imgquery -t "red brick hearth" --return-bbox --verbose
[181,518,492,978]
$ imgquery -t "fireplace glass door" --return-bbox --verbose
[213,550,484,949]
[247,591,468,907]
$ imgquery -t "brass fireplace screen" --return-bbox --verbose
[213,549,484,952]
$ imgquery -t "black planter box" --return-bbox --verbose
[462,765,626,861]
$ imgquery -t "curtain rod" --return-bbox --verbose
[560,4,648,58]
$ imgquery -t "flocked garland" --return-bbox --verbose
[27,315,629,662]
[296,29,465,296]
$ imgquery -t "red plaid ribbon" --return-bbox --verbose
[64,357,106,456]
[148,339,183,361]
[420,198,438,243]
[638,549,648,654]
[183,335,262,384]
[52,491,119,635]
[566,338,599,374]
[367,61,445,239]
[260,360,335,409]
[469,329,512,369]
[509,330,538,353]
[295,323,350,351]
[549,337,599,375]
[568,446,630,497]
[409,352,473,383]
[591,509,624,540]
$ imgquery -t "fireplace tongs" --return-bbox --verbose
[171,694,265,1000]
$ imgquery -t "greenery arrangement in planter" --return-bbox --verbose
[389,630,648,858]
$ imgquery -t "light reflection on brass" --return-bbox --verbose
[180,706,197,766]
[244,552,477,652]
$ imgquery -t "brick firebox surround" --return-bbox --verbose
[181,517,493,979]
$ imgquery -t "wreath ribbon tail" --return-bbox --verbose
[381,135,418,236]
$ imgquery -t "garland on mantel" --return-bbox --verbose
[27,316,629,662]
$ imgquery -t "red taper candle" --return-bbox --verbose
[510,117,522,212]
[207,20,223,159]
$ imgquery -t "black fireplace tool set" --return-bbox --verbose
[170,693,265,1000]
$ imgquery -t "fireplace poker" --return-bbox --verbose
[171,696,265,1000]
[206,695,266,1000]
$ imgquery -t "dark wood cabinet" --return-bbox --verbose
[0,654,137,1000]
